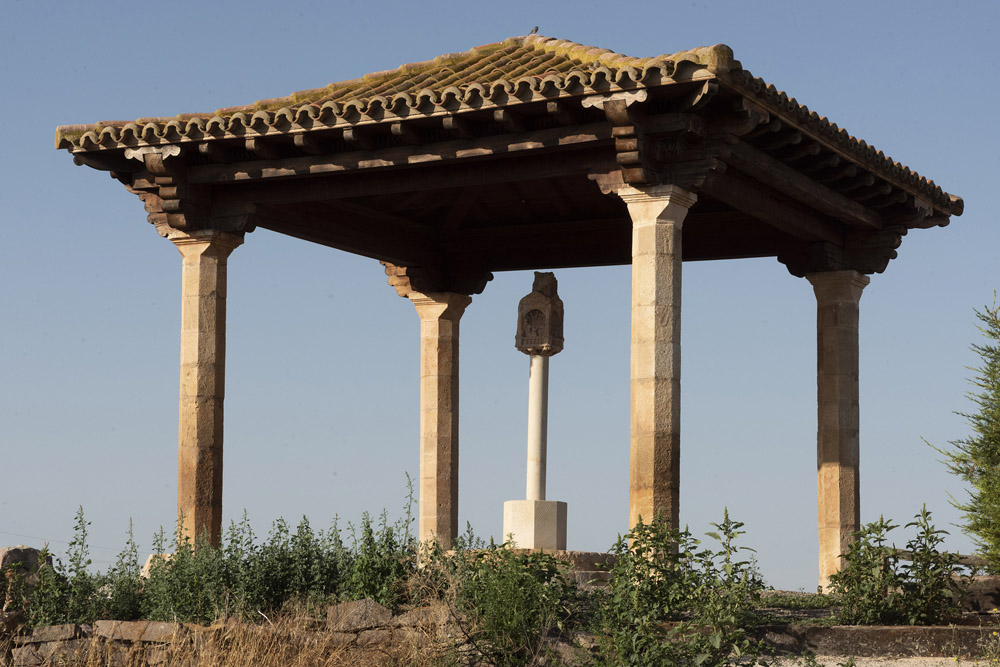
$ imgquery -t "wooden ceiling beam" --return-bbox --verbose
[245,138,282,161]
[441,116,474,139]
[197,142,227,162]
[293,133,325,155]
[391,121,425,145]
[209,148,617,213]
[723,140,882,230]
[493,109,526,133]
[698,168,842,243]
[342,126,376,151]
[547,101,578,126]
[256,202,440,266]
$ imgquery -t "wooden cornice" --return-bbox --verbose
[182,122,613,186]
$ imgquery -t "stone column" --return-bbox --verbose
[169,229,243,547]
[408,291,472,547]
[619,184,697,530]
[526,354,549,501]
[806,270,869,588]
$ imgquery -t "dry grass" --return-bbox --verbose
[2,612,455,667]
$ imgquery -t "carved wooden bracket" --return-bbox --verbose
[778,225,907,277]
[123,146,257,236]
[382,262,492,297]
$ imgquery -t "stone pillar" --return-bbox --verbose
[619,184,697,530]
[526,354,549,501]
[408,291,472,547]
[806,270,869,588]
[169,229,243,547]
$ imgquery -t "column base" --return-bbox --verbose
[502,500,567,550]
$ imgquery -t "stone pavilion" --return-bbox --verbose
[55,35,963,586]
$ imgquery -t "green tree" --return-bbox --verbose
[934,301,1000,569]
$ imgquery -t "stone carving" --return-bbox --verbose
[515,272,564,356]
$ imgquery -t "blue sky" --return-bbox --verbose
[1,0,997,590]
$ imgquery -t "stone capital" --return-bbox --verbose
[168,229,244,259]
[805,270,870,304]
[618,185,698,229]
[408,291,473,322]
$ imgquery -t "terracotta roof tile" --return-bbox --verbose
[56,36,731,150]
[54,34,961,215]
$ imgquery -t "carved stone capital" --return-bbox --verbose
[618,184,698,208]
[408,291,472,323]
[618,184,698,229]
[168,229,244,259]
[805,270,870,304]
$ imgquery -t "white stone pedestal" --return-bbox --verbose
[502,499,567,550]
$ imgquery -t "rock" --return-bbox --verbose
[140,621,184,643]
[327,599,392,632]
[14,624,78,644]
[0,547,48,574]
[0,544,52,596]
[961,574,1000,612]
[356,628,393,647]
[10,644,42,666]
[140,553,172,579]
[392,602,450,628]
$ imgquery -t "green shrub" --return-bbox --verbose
[598,510,767,666]
[101,521,143,621]
[24,545,69,628]
[343,510,413,608]
[452,544,577,667]
[412,529,580,667]
[142,524,226,624]
[829,508,966,625]
[827,516,902,625]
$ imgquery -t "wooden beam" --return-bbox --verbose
[197,142,227,163]
[724,140,882,230]
[777,143,821,161]
[391,121,424,145]
[256,202,440,266]
[448,217,630,270]
[441,116,474,139]
[756,131,801,151]
[342,126,376,151]
[642,113,706,139]
[439,185,481,234]
[293,133,325,155]
[190,122,613,185]
[493,109,526,133]
[547,101,577,125]
[245,138,281,161]
[698,168,843,243]
[320,198,427,232]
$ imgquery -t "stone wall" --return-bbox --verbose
[2,599,461,666]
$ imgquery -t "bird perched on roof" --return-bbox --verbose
[530,26,539,34]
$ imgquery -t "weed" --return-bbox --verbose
[828,516,902,625]
[597,509,768,666]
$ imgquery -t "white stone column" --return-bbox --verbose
[408,291,472,547]
[526,354,549,501]
[619,184,696,530]
[806,270,869,589]
[169,228,243,547]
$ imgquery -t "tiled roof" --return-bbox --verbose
[54,34,961,215]
[53,35,737,151]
